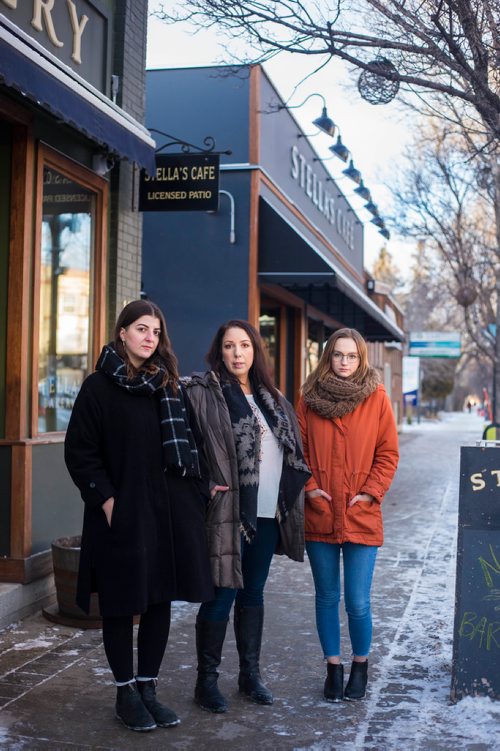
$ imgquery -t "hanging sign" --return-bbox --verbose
[408,331,461,358]
[139,154,220,212]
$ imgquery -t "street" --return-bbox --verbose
[0,411,499,750]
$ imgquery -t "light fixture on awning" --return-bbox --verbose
[353,180,371,202]
[342,159,362,185]
[280,92,336,137]
[0,24,156,173]
[329,134,350,162]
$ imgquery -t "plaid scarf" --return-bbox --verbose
[96,343,200,477]
[221,379,309,542]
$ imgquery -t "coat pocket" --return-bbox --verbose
[304,494,333,535]
[345,499,382,537]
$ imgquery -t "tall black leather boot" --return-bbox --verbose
[234,604,273,705]
[324,663,344,702]
[344,660,368,700]
[194,617,229,713]
[136,678,180,727]
[115,683,156,732]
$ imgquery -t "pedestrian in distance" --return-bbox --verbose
[64,300,213,732]
[296,328,399,702]
[185,320,310,713]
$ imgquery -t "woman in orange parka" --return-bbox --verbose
[296,328,398,703]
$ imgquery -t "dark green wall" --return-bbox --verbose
[31,444,83,554]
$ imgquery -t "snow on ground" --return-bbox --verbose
[356,413,500,750]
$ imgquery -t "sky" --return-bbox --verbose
[146,7,417,280]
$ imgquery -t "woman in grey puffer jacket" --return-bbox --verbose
[185,319,310,713]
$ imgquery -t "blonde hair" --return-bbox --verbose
[302,328,369,396]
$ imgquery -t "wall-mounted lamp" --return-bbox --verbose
[329,135,350,162]
[364,200,379,216]
[280,93,336,137]
[353,180,371,202]
[342,159,362,185]
[92,153,115,176]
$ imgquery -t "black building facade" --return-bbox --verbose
[143,65,404,409]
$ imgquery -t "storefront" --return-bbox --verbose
[143,64,404,408]
[0,2,154,589]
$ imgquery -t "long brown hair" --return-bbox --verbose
[302,327,369,396]
[206,319,280,402]
[113,299,179,388]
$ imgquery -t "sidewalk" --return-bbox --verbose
[0,412,499,750]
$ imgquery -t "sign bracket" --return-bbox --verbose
[148,128,232,156]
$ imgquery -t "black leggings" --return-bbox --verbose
[102,601,171,683]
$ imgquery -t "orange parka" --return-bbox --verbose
[296,384,399,547]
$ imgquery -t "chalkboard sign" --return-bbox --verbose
[451,446,500,702]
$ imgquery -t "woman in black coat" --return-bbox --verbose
[64,300,213,733]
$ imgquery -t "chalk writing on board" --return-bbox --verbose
[478,544,500,588]
[459,612,499,650]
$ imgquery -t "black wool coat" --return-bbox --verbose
[64,371,214,618]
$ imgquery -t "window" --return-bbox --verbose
[259,310,280,384]
[35,147,107,435]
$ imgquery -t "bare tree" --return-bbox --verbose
[153,1,499,136]
[393,121,497,363]
[153,0,500,415]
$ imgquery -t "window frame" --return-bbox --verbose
[32,144,108,438]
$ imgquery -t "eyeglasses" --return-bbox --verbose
[332,352,359,363]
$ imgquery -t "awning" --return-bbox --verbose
[0,18,156,173]
[258,197,404,342]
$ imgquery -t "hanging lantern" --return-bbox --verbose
[455,282,478,307]
[358,58,400,105]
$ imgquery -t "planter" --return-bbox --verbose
[42,535,102,629]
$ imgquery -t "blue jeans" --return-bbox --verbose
[198,518,279,621]
[306,541,378,659]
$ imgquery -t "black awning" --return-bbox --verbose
[0,26,155,173]
[258,197,404,342]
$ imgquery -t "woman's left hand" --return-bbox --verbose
[349,493,375,508]
[210,484,229,499]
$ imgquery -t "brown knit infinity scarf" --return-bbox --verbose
[303,367,381,419]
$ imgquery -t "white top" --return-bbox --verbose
[246,394,284,518]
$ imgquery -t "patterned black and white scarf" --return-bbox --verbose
[221,378,309,542]
[97,343,200,477]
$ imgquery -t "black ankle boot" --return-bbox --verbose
[234,604,273,705]
[115,683,156,732]
[324,663,344,702]
[194,617,229,713]
[344,660,368,700]
[136,679,180,727]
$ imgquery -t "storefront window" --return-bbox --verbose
[38,167,95,433]
[306,320,335,378]
[259,312,280,383]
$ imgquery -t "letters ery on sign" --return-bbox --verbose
[2,1,107,90]
[139,154,220,212]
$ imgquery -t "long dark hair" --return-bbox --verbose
[206,319,280,402]
[113,300,179,389]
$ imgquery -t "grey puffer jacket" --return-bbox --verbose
[185,371,306,590]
